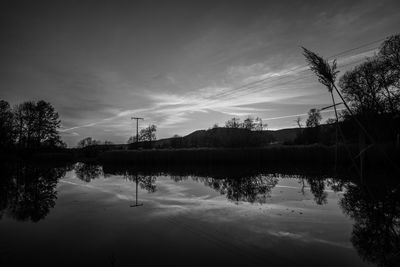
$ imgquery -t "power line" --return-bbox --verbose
[219,57,373,100]
[327,37,385,59]
[207,44,380,100]
[207,33,397,100]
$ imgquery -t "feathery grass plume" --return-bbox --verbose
[302,47,341,168]
[302,47,339,92]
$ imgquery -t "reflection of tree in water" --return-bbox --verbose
[307,179,328,205]
[297,177,345,205]
[75,163,157,192]
[0,163,68,222]
[340,178,400,267]
[124,173,157,193]
[74,162,103,182]
[194,175,278,204]
[169,175,189,183]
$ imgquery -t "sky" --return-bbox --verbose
[1,0,399,146]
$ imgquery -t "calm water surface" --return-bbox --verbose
[0,163,399,266]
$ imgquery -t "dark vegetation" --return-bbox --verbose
[97,144,399,169]
[296,35,400,148]
[0,99,69,160]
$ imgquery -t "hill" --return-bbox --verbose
[79,127,303,151]
[267,127,301,143]
[152,127,301,149]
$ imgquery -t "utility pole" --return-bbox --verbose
[131,117,144,147]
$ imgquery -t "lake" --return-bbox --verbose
[0,162,399,266]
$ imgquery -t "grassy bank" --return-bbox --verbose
[97,144,399,169]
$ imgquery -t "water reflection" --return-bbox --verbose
[123,172,156,207]
[193,175,278,204]
[66,163,400,267]
[0,162,399,266]
[340,178,400,266]
[0,163,69,222]
[74,162,103,182]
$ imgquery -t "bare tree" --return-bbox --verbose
[77,137,101,148]
[295,116,303,128]
[242,116,255,130]
[225,117,241,128]
[254,117,266,131]
[306,109,321,128]
[139,124,157,142]
[13,100,62,148]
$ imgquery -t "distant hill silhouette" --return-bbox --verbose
[76,127,304,153]
[267,127,301,143]
[151,127,301,148]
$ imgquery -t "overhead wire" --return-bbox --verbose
[207,44,380,100]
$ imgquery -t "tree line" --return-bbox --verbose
[221,116,266,131]
[0,99,64,150]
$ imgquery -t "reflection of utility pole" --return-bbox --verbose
[130,174,143,207]
[131,117,144,148]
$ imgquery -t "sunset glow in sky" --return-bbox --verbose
[1,0,399,146]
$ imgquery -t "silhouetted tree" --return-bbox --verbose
[0,100,15,148]
[225,117,241,128]
[339,59,387,115]
[379,34,400,74]
[242,116,255,130]
[139,124,157,142]
[306,108,322,128]
[295,116,303,128]
[13,100,62,149]
[301,109,322,144]
[225,116,265,131]
[254,117,266,131]
[77,137,101,148]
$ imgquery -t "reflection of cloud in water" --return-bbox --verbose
[56,170,357,256]
[59,179,134,201]
[267,230,352,249]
